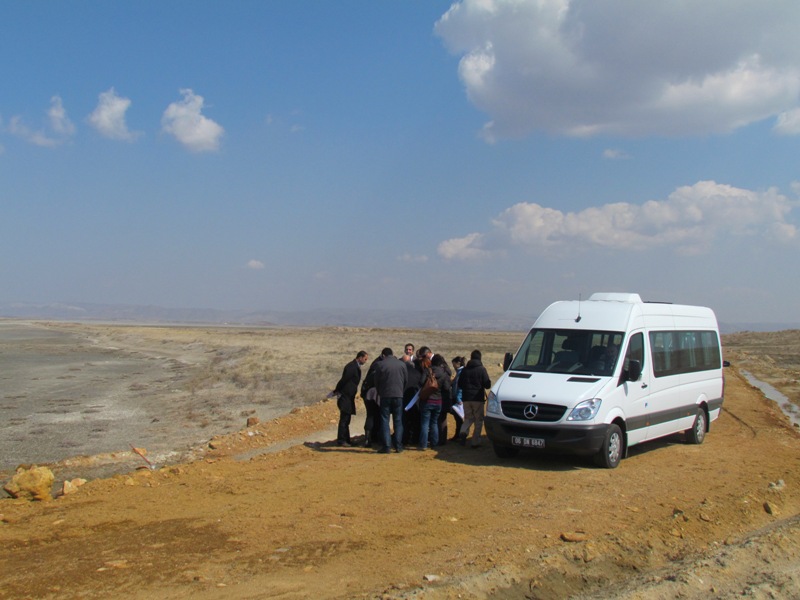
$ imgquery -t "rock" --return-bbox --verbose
[764,501,779,516]
[3,466,55,501]
[560,531,589,543]
[581,543,599,562]
[59,478,88,497]
[423,574,440,582]
[246,416,260,427]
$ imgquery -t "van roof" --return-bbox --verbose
[533,293,717,332]
[588,292,643,303]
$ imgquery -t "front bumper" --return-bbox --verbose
[484,415,610,456]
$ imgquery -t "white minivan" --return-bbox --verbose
[484,293,725,468]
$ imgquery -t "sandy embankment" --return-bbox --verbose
[1,323,800,598]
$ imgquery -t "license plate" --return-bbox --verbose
[512,436,545,448]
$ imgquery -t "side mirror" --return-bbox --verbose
[626,360,642,382]
[503,352,514,371]
[723,360,731,367]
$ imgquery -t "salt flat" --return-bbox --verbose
[0,322,215,479]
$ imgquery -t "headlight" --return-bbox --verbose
[567,398,602,421]
[487,391,501,415]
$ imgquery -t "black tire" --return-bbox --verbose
[685,408,707,444]
[493,443,520,459]
[594,424,623,469]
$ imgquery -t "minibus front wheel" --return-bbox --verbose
[595,423,623,469]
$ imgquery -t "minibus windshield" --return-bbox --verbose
[509,329,625,376]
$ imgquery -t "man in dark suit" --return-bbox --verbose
[374,347,408,453]
[332,350,369,446]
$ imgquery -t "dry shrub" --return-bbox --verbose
[65,324,524,436]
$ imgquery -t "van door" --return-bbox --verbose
[617,331,650,446]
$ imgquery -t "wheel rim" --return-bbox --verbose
[695,413,706,441]
[608,431,621,464]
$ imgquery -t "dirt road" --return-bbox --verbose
[1,360,799,599]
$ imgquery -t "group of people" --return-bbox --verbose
[331,343,491,454]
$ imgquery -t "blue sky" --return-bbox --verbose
[2,1,799,324]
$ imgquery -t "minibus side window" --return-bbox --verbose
[649,330,721,377]
[621,332,644,383]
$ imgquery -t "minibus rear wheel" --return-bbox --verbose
[595,424,623,469]
[685,408,707,444]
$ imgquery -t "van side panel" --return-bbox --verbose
[642,307,723,441]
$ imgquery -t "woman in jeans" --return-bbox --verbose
[418,354,451,450]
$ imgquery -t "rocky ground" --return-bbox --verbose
[0,325,799,599]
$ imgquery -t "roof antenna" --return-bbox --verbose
[575,293,582,323]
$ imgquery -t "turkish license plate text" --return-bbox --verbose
[512,436,545,448]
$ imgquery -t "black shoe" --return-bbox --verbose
[377,447,390,454]
[361,440,372,448]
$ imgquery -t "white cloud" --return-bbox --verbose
[6,96,76,147]
[247,259,265,270]
[88,88,141,141]
[438,232,496,260]
[438,181,798,260]
[774,108,800,135]
[398,253,429,263]
[435,1,800,140]
[602,148,630,160]
[161,89,224,152]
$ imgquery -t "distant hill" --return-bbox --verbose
[1,302,796,333]
[0,302,535,331]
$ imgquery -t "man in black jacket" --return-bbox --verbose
[360,354,384,447]
[458,349,491,448]
[374,347,408,453]
[332,350,369,446]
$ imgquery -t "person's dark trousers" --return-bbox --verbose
[371,412,383,442]
[437,395,453,446]
[379,397,404,452]
[402,403,420,446]
[337,411,352,445]
[401,387,419,446]
[437,405,449,446]
[448,405,464,441]
[362,399,381,446]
